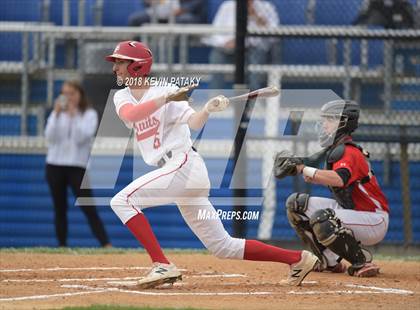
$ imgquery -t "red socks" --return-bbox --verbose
[125,215,301,266]
[243,240,302,265]
[126,213,170,264]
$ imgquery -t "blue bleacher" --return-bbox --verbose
[0,80,20,103]
[0,0,39,61]
[0,33,25,62]
[208,0,309,25]
[0,79,63,106]
[315,0,362,25]
[49,0,77,25]
[281,39,329,65]
[207,0,224,23]
[0,0,395,89]
[101,0,144,26]
[0,153,240,247]
[0,115,37,136]
[273,0,307,25]
[0,0,42,22]
[49,0,98,25]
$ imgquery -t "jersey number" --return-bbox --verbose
[153,133,161,149]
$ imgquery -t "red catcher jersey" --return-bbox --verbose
[332,144,389,213]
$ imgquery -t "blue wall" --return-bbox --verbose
[0,154,419,248]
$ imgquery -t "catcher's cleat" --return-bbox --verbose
[285,250,319,286]
[349,262,380,278]
[314,261,347,273]
[137,262,182,289]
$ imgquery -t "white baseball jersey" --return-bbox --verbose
[113,85,195,166]
[110,85,246,260]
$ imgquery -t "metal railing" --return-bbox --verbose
[1,23,419,135]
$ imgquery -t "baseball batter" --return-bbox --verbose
[274,100,389,277]
[105,41,319,288]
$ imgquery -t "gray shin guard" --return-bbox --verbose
[310,208,372,274]
[286,193,328,268]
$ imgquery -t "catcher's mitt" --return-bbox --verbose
[165,84,197,102]
[273,150,304,179]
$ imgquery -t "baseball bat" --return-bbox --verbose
[228,86,279,103]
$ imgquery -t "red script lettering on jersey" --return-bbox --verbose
[133,116,160,141]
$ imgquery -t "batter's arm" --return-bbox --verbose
[119,96,166,123]
[187,108,209,131]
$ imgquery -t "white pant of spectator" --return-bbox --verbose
[303,197,389,266]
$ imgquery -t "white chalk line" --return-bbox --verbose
[345,284,414,295]
[0,284,275,303]
[1,266,414,301]
[1,273,246,284]
[190,274,246,278]
[2,276,143,283]
[0,266,155,273]
[1,281,414,302]
[118,289,275,296]
[63,284,275,297]
[288,290,413,295]
[106,279,316,288]
[215,280,318,287]
[0,290,109,302]
[288,284,414,296]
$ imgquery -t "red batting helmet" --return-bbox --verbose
[105,41,153,77]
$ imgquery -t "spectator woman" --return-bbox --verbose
[45,80,111,247]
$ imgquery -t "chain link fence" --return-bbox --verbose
[243,0,420,245]
[1,0,420,245]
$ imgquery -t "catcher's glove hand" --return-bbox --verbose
[205,95,229,113]
[273,150,304,179]
[165,84,197,102]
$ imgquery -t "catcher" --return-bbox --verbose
[274,100,389,277]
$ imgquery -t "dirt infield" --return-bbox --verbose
[0,251,419,310]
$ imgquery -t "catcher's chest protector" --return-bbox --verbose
[325,142,374,209]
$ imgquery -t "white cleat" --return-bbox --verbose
[285,250,319,286]
[137,262,182,289]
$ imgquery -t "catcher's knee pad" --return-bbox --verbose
[285,193,327,267]
[285,192,310,224]
[310,208,371,272]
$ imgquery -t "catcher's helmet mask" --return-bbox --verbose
[317,100,360,148]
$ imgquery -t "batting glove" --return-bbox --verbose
[205,95,229,113]
[165,84,197,103]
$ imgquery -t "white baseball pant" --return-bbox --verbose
[110,149,245,259]
[304,197,389,266]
